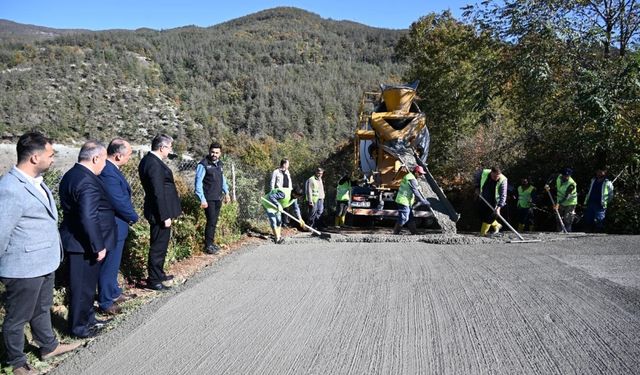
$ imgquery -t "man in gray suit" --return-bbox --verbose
[0,132,80,375]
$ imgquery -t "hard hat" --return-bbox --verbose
[413,165,425,174]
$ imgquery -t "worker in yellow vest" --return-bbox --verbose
[262,188,304,244]
[582,167,614,233]
[394,165,431,234]
[474,167,508,236]
[516,177,536,232]
[334,175,352,227]
[305,168,325,229]
[544,167,577,232]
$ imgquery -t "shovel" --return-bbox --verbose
[261,197,331,239]
[478,194,541,243]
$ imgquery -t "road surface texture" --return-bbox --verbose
[52,234,640,375]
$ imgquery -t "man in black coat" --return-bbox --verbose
[138,134,182,291]
[59,140,116,338]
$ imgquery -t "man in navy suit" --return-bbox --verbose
[138,134,182,291]
[97,138,139,315]
[0,133,80,375]
[59,140,117,338]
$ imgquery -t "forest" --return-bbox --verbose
[0,3,638,233]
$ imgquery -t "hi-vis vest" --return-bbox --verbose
[336,181,351,202]
[556,176,577,206]
[480,169,507,203]
[584,178,614,208]
[395,173,416,206]
[307,177,320,204]
[517,185,535,208]
[262,188,295,213]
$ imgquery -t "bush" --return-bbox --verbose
[168,214,199,261]
[606,193,640,234]
[121,221,150,282]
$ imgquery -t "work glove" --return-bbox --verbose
[299,219,306,230]
[277,204,284,213]
[544,184,550,191]
[553,204,559,210]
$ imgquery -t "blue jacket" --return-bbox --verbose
[99,160,139,226]
[0,167,62,278]
[59,164,117,255]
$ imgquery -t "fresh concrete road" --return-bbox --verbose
[53,235,640,375]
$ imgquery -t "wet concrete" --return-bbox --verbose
[51,234,640,375]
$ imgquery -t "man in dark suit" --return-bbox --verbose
[97,138,139,315]
[138,134,181,291]
[0,133,80,375]
[59,140,117,338]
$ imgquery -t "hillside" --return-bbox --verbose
[0,19,91,43]
[0,7,407,153]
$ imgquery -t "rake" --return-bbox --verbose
[261,197,331,240]
[478,194,541,243]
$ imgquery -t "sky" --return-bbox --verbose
[1,0,473,31]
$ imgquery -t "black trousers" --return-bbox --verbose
[67,252,101,338]
[148,220,171,284]
[1,273,58,368]
[204,200,222,248]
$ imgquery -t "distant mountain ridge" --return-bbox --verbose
[0,7,408,153]
[0,19,92,43]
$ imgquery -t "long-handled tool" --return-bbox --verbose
[261,197,330,239]
[478,194,541,243]
[544,187,568,233]
[612,166,627,184]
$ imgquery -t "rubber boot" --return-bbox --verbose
[334,217,340,227]
[407,221,418,235]
[518,223,525,232]
[491,220,502,234]
[274,227,281,243]
[480,222,491,236]
[339,215,346,226]
[393,223,402,235]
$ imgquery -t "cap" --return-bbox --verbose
[413,165,425,174]
[562,167,573,176]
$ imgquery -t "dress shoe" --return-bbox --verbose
[41,342,82,360]
[13,364,37,375]
[98,304,121,316]
[205,244,219,254]
[162,274,174,281]
[114,293,137,304]
[90,318,113,330]
[147,283,171,291]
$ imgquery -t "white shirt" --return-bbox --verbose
[13,166,48,199]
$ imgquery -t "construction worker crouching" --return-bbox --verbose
[545,167,577,232]
[516,177,536,232]
[394,165,431,235]
[262,188,304,244]
[475,167,507,236]
[582,167,614,233]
